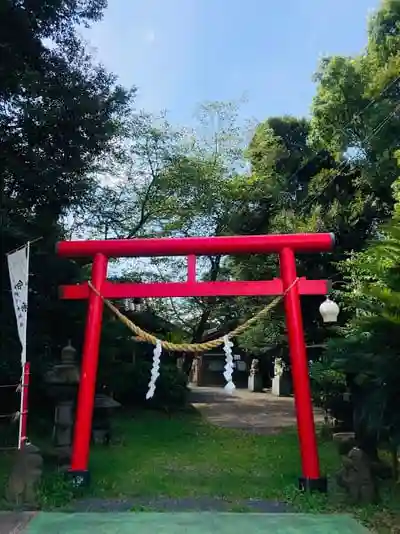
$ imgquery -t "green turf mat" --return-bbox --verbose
[26,512,370,533]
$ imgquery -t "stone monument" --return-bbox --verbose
[271,357,291,397]
[248,359,263,392]
[6,441,43,506]
[336,446,379,504]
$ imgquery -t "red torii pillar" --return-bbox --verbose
[57,232,334,491]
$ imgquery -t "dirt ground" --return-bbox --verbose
[190,386,324,434]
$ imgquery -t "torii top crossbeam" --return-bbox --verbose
[56,232,335,258]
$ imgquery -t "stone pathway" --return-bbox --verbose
[0,512,36,533]
[190,386,324,434]
[71,497,291,513]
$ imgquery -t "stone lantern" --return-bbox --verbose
[45,341,122,465]
[44,341,80,466]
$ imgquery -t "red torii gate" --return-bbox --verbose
[57,232,334,491]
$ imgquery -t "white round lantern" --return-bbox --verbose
[319,297,340,323]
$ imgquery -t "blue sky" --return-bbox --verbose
[82,0,379,125]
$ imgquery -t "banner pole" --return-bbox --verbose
[19,241,30,448]
[18,362,30,449]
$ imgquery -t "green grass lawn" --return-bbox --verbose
[87,410,338,500]
[1,410,399,532]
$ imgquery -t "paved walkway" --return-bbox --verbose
[0,512,370,533]
[190,386,324,434]
[23,512,369,533]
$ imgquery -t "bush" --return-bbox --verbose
[101,359,189,411]
[310,359,353,430]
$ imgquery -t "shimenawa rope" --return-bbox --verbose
[87,277,299,353]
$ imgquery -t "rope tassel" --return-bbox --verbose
[223,336,236,395]
[146,340,162,400]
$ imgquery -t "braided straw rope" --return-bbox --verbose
[88,278,299,353]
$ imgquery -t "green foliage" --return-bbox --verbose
[231,0,399,363]
[324,178,400,448]
[101,360,189,411]
[309,0,399,216]
[309,358,351,428]
[0,0,133,383]
[37,472,75,509]
[368,0,400,61]
[310,360,347,409]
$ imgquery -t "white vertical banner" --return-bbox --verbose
[7,244,30,365]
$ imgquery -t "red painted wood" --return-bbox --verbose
[59,278,328,299]
[71,253,108,476]
[187,255,196,282]
[280,247,321,480]
[18,362,30,449]
[56,233,334,258]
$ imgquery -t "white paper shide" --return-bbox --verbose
[7,245,30,365]
[223,335,236,395]
[146,339,162,399]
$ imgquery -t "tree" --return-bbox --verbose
[0,0,133,384]
[68,111,185,240]
[0,1,107,100]
[233,0,400,360]
[309,0,399,221]
[150,101,252,346]
[225,116,344,357]
[322,175,400,471]
[86,101,251,350]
